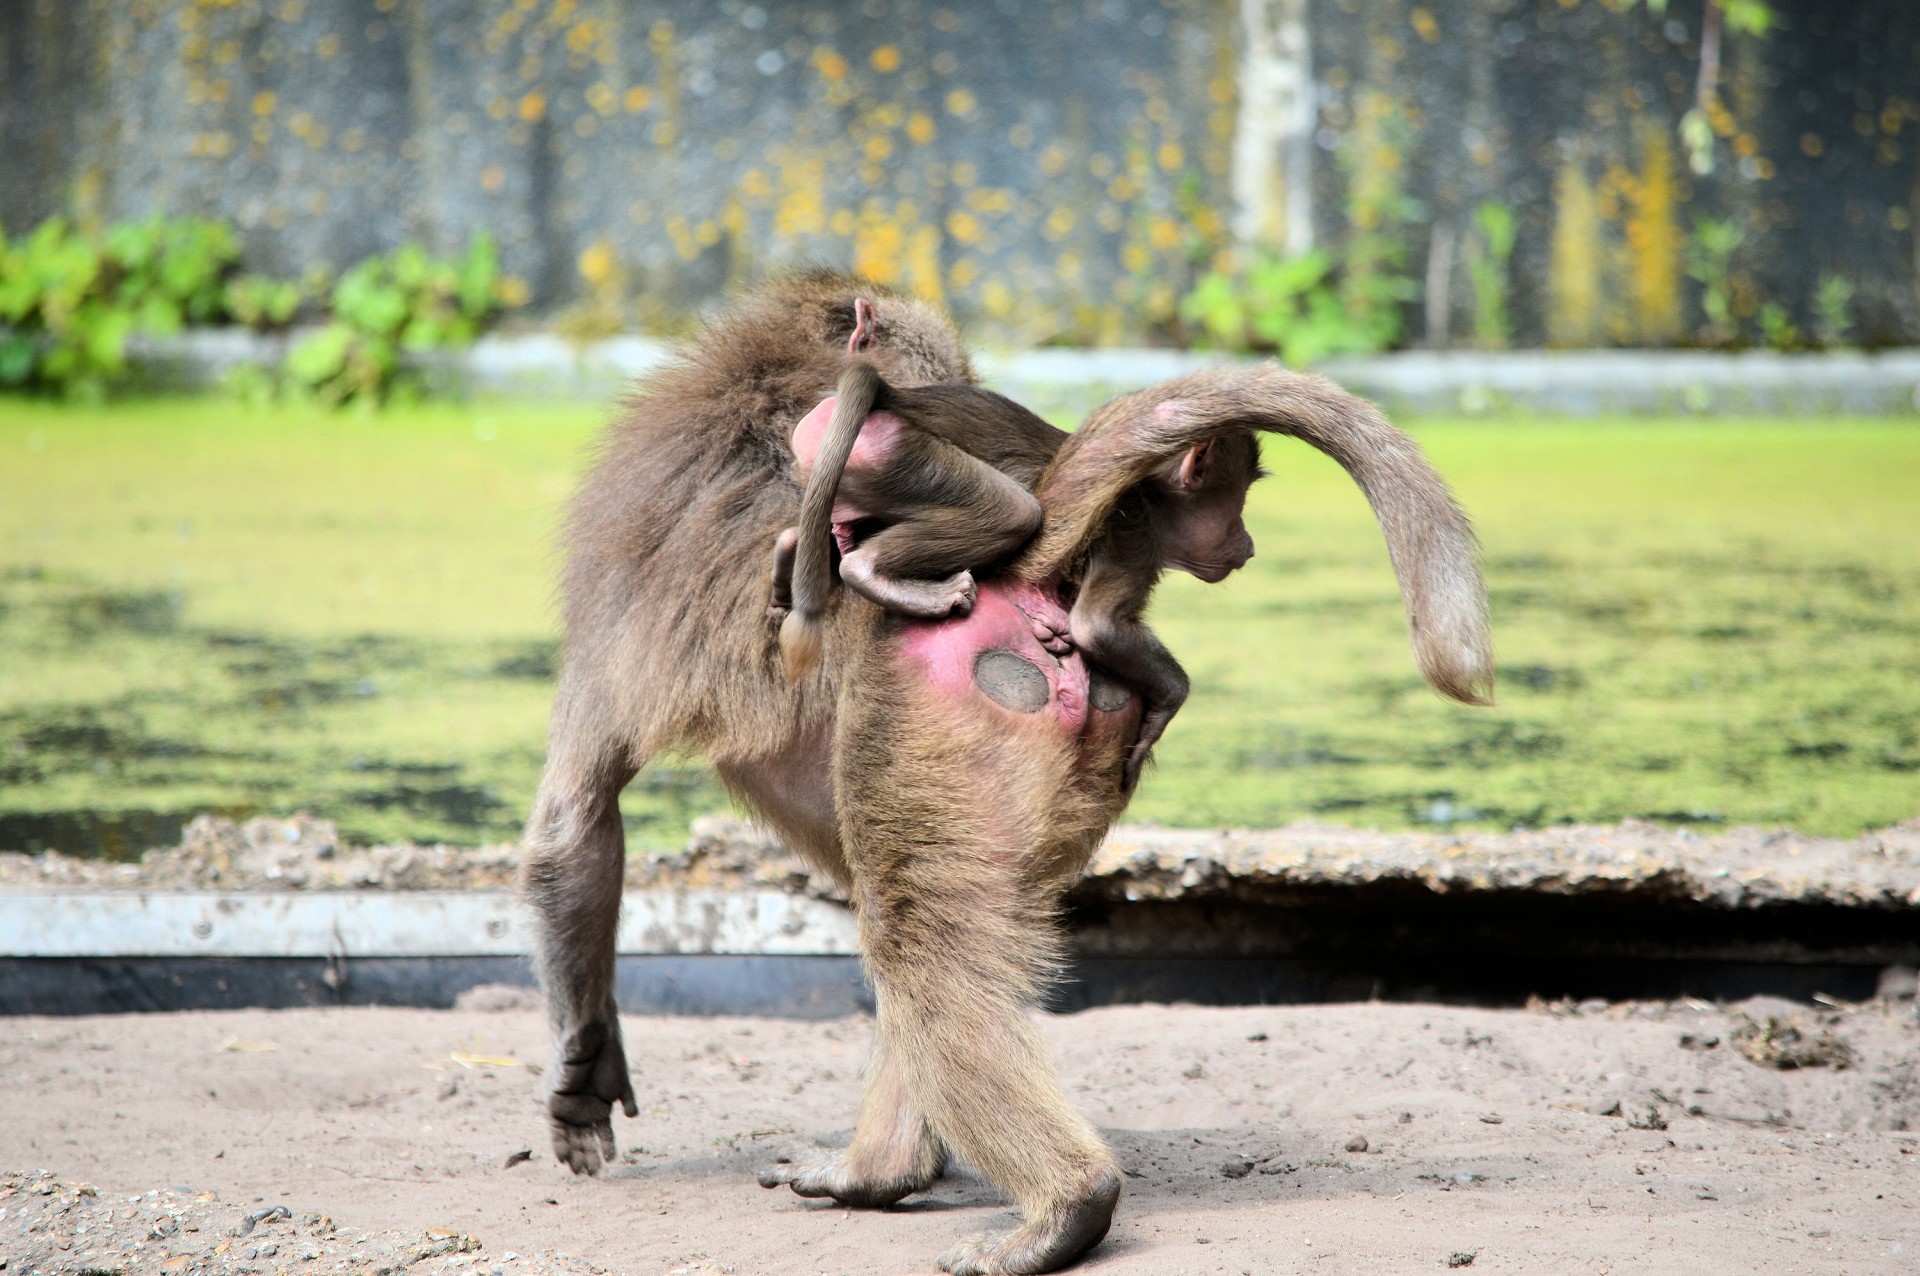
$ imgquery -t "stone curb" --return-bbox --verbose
[123,329,1920,416]
[7,813,1917,913]
[7,816,1917,1013]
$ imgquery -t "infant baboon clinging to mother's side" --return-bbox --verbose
[772,328,1277,788]
[769,357,1059,680]
[521,270,1492,1274]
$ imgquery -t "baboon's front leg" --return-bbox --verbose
[758,1030,948,1206]
[521,741,638,1176]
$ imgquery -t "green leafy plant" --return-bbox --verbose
[0,219,108,393]
[1179,92,1420,363]
[1,214,519,404]
[102,214,239,333]
[225,268,327,331]
[285,233,511,406]
[1178,248,1392,366]
[1685,216,1743,346]
[1812,273,1855,349]
[1626,1,1775,175]
[1757,302,1798,350]
[1335,92,1423,352]
[1757,302,1799,351]
[0,213,240,399]
[1467,202,1517,350]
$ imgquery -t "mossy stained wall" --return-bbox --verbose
[2,0,1915,345]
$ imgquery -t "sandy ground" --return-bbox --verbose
[4,997,1917,1276]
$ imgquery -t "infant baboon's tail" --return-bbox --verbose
[780,361,884,682]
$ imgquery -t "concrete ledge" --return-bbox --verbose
[7,813,1919,912]
[0,888,858,958]
[120,330,1920,416]
[1082,821,1920,912]
[0,955,875,1018]
[4,953,1892,1018]
[5,815,1918,1015]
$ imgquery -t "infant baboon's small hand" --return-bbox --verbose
[1028,614,1073,656]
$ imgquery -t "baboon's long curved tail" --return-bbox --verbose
[780,361,884,682]
[1022,363,1493,705]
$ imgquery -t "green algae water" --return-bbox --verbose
[1,401,1916,854]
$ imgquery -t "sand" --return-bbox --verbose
[4,996,1916,1275]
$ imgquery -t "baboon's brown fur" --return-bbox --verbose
[521,270,1492,1275]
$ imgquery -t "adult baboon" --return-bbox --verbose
[521,271,1491,1275]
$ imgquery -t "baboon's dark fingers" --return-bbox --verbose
[546,1100,612,1176]
[768,526,801,616]
[546,1019,637,1175]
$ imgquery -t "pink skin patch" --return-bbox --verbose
[792,392,1135,752]
[790,394,907,550]
[898,579,1135,745]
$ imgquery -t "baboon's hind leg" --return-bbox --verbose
[521,723,639,1177]
[758,1031,948,1206]
[843,767,1121,1272]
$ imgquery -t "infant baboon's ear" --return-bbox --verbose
[848,297,877,355]
[1176,439,1215,491]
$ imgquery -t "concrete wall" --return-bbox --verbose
[3,0,1916,345]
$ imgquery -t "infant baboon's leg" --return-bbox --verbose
[839,451,1044,619]
[759,1030,948,1206]
[520,709,639,1177]
[839,548,979,618]
[768,526,800,616]
[1070,551,1191,792]
[836,704,1120,1272]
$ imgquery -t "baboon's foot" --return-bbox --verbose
[546,1019,639,1177]
[927,570,979,618]
[840,557,977,619]
[756,1145,941,1208]
[873,570,977,619]
[937,1166,1122,1274]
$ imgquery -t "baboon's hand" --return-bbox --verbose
[547,1020,638,1176]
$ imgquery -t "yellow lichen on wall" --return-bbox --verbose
[1548,155,1604,347]
[772,148,827,240]
[114,0,1237,339]
[1627,125,1683,344]
[649,19,679,147]
[849,197,944,304]
[852,204,907,286]
[904,223,945,303]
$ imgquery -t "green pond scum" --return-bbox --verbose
[1,400,1916,856]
